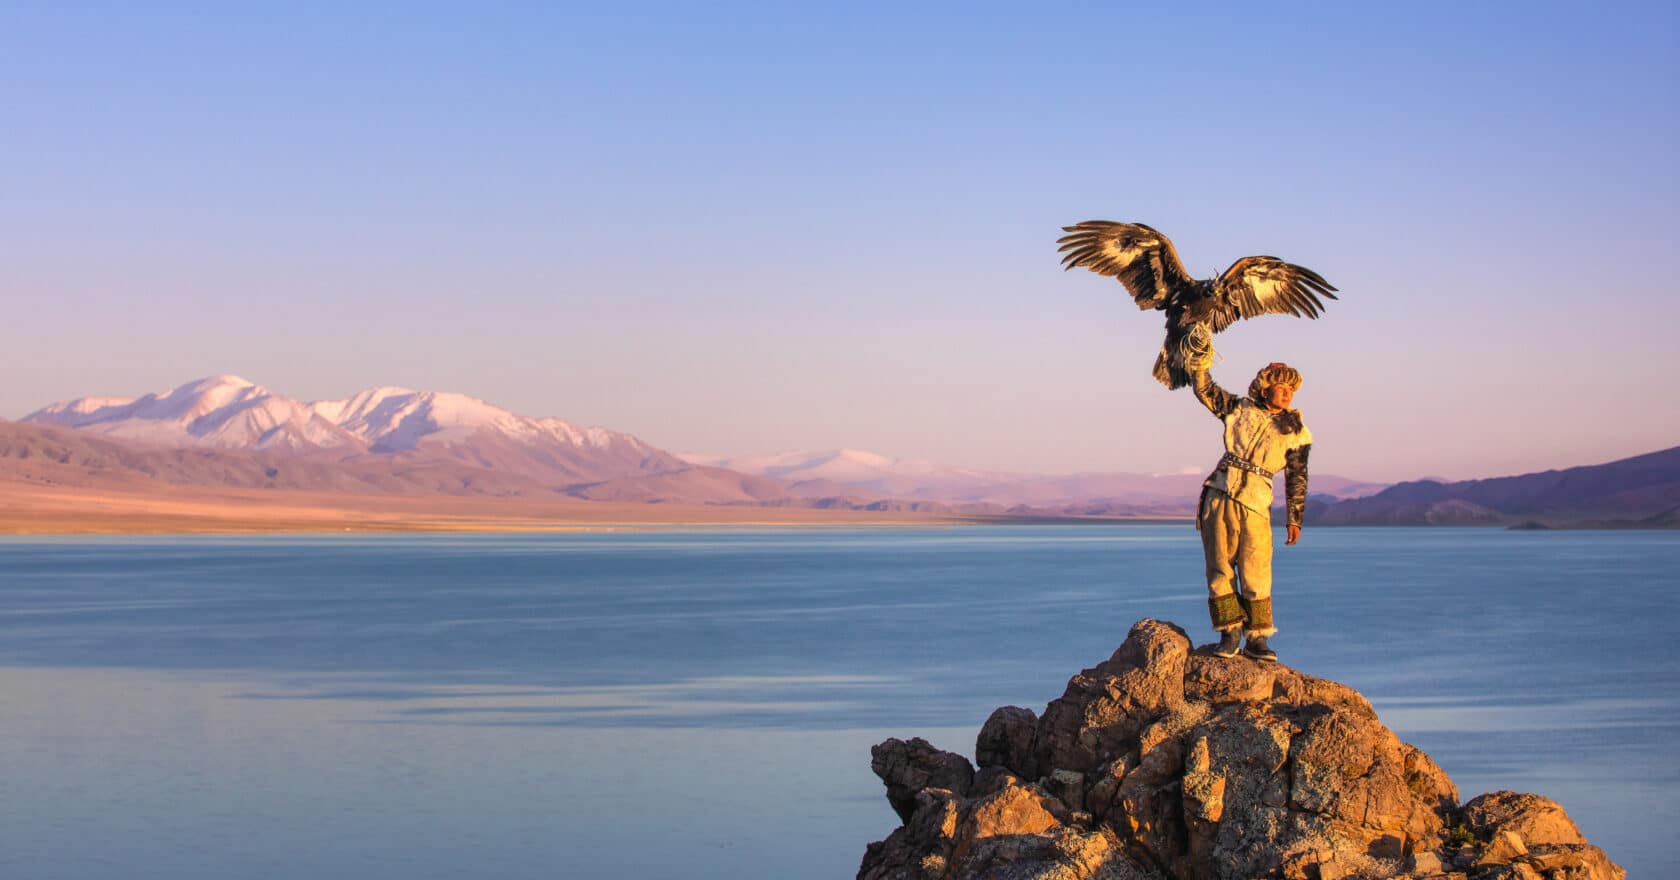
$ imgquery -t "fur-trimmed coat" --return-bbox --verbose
[1190,369,1312,527]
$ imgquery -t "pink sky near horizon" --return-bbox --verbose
[5,4,1676,484]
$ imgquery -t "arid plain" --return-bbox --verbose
[0,478,994,535]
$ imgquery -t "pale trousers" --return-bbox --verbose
[1198,491,1278,635]
[1199,492,1273,603]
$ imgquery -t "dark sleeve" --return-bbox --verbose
[1285,443,1311,528]
[1189,368,1241,419]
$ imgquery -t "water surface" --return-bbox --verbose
[1,527,1673,878]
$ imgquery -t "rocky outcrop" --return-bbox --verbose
[859,619,1623,880]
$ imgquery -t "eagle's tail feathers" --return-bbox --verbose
[1153,348,1188,390]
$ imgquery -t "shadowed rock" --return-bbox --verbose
[872,737,976,824]
[860,619,1624,880]
[977,706,1039,779]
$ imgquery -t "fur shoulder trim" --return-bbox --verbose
[1271,409,1304,435]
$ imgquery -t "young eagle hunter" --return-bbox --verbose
[1190,361,1311,663]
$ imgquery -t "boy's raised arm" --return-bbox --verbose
[1188,366,1240,419]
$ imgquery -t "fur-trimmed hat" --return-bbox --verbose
[1248,362,1302,401]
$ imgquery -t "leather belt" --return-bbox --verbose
[1219,452,1273,481]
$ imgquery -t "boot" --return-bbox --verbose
[1213,629,1242,658]
[1243,634,1277,663]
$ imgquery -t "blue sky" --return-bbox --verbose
[4,2,1676,480]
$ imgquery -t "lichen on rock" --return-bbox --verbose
[858,619,1624,880]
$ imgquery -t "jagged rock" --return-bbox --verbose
[1034,619,1191,775]
[956,825,1155,880]
[1462,792,1586,847]
[1517,843,1623,878]
[872,737,976,824]
[1408,848,1445,874]
[1182,652,1275,704]
[1043,769,1087,812]
[1476,829,1529,866]
[1402,745,1459,815]
[973,767,1024,799]
[859,619,1624,880]
[859,788,962,880]
[978,706,1041,778]
[964,783,1062,839]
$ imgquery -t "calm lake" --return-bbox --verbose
[1,527,1674,878]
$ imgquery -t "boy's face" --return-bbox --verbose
[1264,383,1296,411]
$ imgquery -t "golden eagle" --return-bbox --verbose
[1058,221,1338,389]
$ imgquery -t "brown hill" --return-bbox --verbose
[0,420,551,496]
[0,422,971,532]
[360,426,687,487]
[1316,446,1680,527]
[564,465,796,504]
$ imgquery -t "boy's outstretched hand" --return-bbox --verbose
[1287,524,1301,545]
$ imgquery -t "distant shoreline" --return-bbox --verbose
[0,481,1201,535]
[8,481,1669,535]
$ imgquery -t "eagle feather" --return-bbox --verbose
[1058,220,1339,388]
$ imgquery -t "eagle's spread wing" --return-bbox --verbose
[1057,221,1196,310]
[1210,256,1338,333]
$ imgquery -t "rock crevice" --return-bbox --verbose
[859,619,1623,880]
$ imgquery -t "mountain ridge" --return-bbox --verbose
[1313,446,1680,526]
[17,376,1675,525]
[25,375,687,487]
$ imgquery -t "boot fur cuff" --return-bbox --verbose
[1245,596,1274,631]
[1245,626,1278,638]
[1208,594,1245,630]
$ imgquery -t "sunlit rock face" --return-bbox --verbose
[858,619,1624,880]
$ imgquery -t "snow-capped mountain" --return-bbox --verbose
[28,375,357,453]
[26,375,686,484]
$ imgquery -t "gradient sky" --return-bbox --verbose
[5,2,1676,482]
